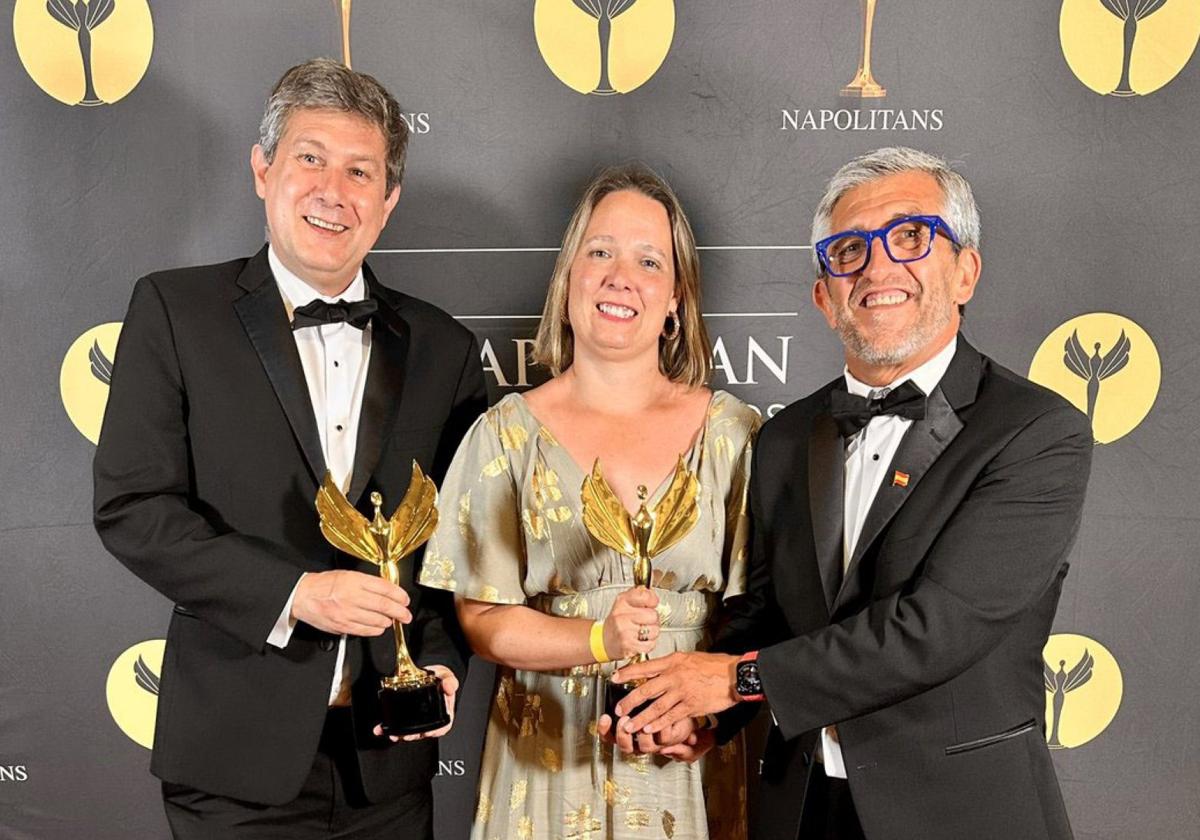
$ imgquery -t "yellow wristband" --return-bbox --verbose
[589,620,611,663]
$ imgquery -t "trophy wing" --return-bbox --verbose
[1063,649,1095,692]
[387,461,440,563]
[1062,330,1090,380]
[316,472,383,565]
[646,456,701,558]
[580,460,637,556]
[1097,330,1130,380]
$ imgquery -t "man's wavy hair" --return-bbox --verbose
[259,58,408,195]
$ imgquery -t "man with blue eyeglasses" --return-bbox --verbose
[612,147,1092,840]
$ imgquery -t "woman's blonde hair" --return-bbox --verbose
[532,164,712,387]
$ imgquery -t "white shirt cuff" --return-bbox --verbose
[267,574,305,648]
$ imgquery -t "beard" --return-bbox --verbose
[831,279,954,367]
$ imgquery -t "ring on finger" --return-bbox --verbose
[637,625,650,642]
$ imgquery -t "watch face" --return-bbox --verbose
[736,660,762,697]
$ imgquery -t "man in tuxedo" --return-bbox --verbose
[613,147,1092,840]
[93,59,486,838]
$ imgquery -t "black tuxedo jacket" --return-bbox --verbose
[716,339,1092,840]
[93,246,486,805]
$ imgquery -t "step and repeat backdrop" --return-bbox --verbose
[2,1,1198,838]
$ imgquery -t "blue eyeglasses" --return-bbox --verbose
[815,214,961,278]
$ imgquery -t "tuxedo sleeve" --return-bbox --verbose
[711,434,790,743]
[412,334,487,685]
[758,404,1093,741]
[93,277,303,651]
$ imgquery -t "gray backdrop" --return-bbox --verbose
[2,1,1198,838]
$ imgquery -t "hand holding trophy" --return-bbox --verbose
[315,462,451,736]
[581,456,700,721]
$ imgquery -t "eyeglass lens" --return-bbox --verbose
[825,219,935,274]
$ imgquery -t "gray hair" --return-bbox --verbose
[810,146,980,275]
[258,58,408,195]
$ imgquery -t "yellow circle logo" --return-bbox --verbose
[1043,633,1122,749]
[1028,312,1159,445]
[534,0,675,95]
[61,322,121,444]
[14,0,154,106]
[106,639,165,749]
[1060,0,1200,96]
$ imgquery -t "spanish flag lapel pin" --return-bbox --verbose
[892,470,910,488]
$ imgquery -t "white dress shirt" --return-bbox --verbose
[818,337,958,778]
[264,246,373,705]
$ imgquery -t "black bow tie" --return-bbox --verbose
[291,298,378,331]
[829,380,927,438]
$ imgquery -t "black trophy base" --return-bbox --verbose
[378,678,450,737]
[604,679,652,723]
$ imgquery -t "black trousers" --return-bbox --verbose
[797,770,867,840]
[162,709,432,840]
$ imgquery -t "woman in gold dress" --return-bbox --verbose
[419,165,758,839]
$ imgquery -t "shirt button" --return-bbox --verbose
[336,424,344,432]
[319,638,336,652]
[333,361,339,368]
[872,454,880,461]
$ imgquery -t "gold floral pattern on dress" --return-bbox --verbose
[458,491,472,538]
[480,454,509,479]
[417,543,456,591]
[475,584,501,602]
[537,425,560,447]
[711,433,736,461]
[650,569,677,589]
[655,600,673,623]
[517,691,543,737]
[475,792,494,823]
[499,423,530,451]
[620,751,651,775]
[495,674,514,724]
[509,779,527,811]
[662,810,676,838]
[564,804,601,839]
[623,808,651,829]
[553,592,589,618]
[540,747,562,773]
[560,674,589,697]
[684,597,704,626]
[517,816,534,840]
[603,778,632,806]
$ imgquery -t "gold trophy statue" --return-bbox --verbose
[315,462,449,735]
[841,0,886,98]
[581,456,700,720]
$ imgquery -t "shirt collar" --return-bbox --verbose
[843,336,958,398]
[268,245,366,320]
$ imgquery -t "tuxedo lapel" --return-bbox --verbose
[233,247,326,483]
[834,340,983,611]
[346,268,411,506]
[808,402,844,615]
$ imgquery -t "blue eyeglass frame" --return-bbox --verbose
[815,214,961,278]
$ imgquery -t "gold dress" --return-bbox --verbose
[419,391,759,840]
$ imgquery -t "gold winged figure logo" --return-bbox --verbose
[1044,648,1095,749]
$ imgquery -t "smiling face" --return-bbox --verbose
[566,189,678,367]
[251,107,400,295]
[813,170,980,383]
